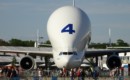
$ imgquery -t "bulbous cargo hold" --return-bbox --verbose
[106,55,122,69]
[20,56,35,70]
[47,6,91,68]
[47,6,91,52]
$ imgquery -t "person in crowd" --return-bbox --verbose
[109,67,117,78]
[70,68,74,80]
[0,67,2,77]
[73,68,77,79]
[32,69,38,80]
[10,67,19,80]
[62,67,67,77]
[59,69,63,77]
[37,68,42,80]
[1,67,6,78]
[1,66,8,76]
[92,70,99,80]
[6,66,12,80]
[62,67,67,80]
[77,67,81,80]
[80,69,85,80]
[17,66,23,77]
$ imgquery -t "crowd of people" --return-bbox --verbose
[0,66,20,80]
[68,67,86,80]
[0,66,126,80]
[53,67,99,80]
[0,66,98,80]
[3,65,122,80]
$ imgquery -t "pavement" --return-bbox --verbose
[0,76,129,80]
[14,76,130,80]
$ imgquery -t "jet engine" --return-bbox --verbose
[106,55,122,69]
[20,56,35,70]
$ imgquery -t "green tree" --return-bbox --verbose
[9,38,35,47]
[22,40,35,47]
[44,40,51,44]
[40,40,51,47]
[9,38,23,46]
[89,42,108,49]
[116,39,129,46]
[0,39,9,46]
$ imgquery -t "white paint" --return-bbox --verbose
[47,6,91,68]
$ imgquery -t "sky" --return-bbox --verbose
[0,0,130,43]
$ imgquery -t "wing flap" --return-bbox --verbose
[85,49,130,58]
[0,46,53,57]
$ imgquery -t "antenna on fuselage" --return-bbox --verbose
[34,29,39,48]
[109,28,112,47]
[73,0,75,7]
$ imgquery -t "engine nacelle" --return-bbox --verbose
[106,55,122,69]
[20,56,35,70]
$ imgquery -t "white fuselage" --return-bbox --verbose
[47,6,91,68]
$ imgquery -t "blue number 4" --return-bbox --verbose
[61,24,75,34]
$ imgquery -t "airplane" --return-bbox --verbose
[0,1,130,70]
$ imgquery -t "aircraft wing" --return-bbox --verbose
[1,46,130,58]
[0,46,53,57]
[85,49,130,58]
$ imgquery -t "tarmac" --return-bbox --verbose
[0,76,128,80]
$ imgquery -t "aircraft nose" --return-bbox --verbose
[61,56,71,67]
[60,55,79,69]
[54,52,83,69]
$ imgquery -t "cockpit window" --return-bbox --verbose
[59,52,77,55]
[68,52,73,55]
[63,52,67,55]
